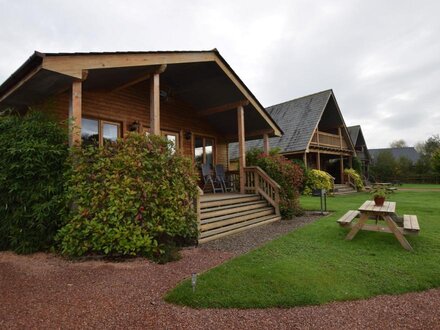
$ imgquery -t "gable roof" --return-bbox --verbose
[229,89,354,159]
[347,125,361,146]
[369,147,420,163]
[0,50,283,138]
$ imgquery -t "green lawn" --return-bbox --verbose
[166,189,440,308]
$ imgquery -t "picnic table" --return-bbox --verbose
[337,200,420,251]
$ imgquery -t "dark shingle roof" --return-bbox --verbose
[229,90,332,159]
[369,147,420,163]
[347,125,360,146]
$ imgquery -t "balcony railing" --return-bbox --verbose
[310,130,348,149]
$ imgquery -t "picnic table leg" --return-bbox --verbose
[384,216,413,251]
[345,213,369,240]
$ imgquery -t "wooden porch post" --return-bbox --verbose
[237,105,246,193]
[349,156,353,168]
[316,128,321,170]
[303,152,308,169]
[69,80,82,146]
[150,73,160,135]
[317,151,321,170]
[263,133,270,154]
[340,155,344,184]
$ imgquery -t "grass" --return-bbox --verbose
[166,188,440,308]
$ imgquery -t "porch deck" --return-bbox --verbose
[200,193,245,202]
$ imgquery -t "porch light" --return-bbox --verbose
[191,273,197,292]
[184,131,192,140]
[128,121,140,132]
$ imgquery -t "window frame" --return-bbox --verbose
[193,134,216,168]
[81,117,121,147]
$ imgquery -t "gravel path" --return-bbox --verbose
[200,212,321,255]
[1,215,439,329]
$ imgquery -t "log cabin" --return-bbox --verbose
[229,90,356,184]
[0,50,284,242]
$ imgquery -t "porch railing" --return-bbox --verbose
[310,131,348,149]
[195,186,203,233]
[244,166,281,216]
[344,173,357,191]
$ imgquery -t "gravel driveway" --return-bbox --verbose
[1,215,439,329]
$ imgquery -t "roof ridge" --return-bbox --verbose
[40,50,216,56]
[267,89,333,109]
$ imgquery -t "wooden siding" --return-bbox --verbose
[36,81,230,168]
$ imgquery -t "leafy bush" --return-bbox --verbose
[0,111,68,253]
[57,133,199,261]
[344,168,364,191]
[304,169,333,195]
[352,156,362,175]
[246,148,304,218]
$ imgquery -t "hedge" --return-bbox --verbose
[0,111,68,253]
[56,133,199,261]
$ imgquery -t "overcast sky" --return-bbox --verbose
[1,0,439,148]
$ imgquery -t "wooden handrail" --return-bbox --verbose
[195,186,203,234]
[244,166,281,216]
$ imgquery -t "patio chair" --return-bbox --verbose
[215,164,234,192]
[202,163,224,193]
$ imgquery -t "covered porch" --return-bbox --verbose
[0,50,284,243]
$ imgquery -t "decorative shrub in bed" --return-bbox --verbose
[246,148,304,219]
[57,133,199,261]
[0,111,69,253]
[344,168,364,191]
[303,169,334,195]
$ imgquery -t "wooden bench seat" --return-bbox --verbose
[403,214,420,235]
[337,210,360,227]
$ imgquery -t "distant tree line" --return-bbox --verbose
[370,135,440,183]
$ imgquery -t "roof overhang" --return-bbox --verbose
[0,50,282,139]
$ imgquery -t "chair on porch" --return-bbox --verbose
[215,164,234,192]
[202,163,224,194]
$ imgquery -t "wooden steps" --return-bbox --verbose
[334,184,357,195]
[198,194,280,243]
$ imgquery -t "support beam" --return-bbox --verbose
[263,133,270,154]
[149,73,160,135]
[316,129,321,170]
[237,105,246,193]
[303,153,308,169]
[113,73,151,92]
[317,151,321,170]
[69,80,82,146]
[338,127,343,149]
[340,155,344,184]
[198,100,249,117]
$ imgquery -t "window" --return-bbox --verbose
[142,127,180,154]
[162,131,179,154]
[81,118,121,146]
[81,118,99,146]
[194,135,215,168]
[102,121,120,145]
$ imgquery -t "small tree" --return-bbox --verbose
[370,151,396,182]
[389,139,407,148]
[432,149,440,174]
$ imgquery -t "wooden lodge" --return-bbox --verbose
[230,90,356,184]
[0,50,284,242]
